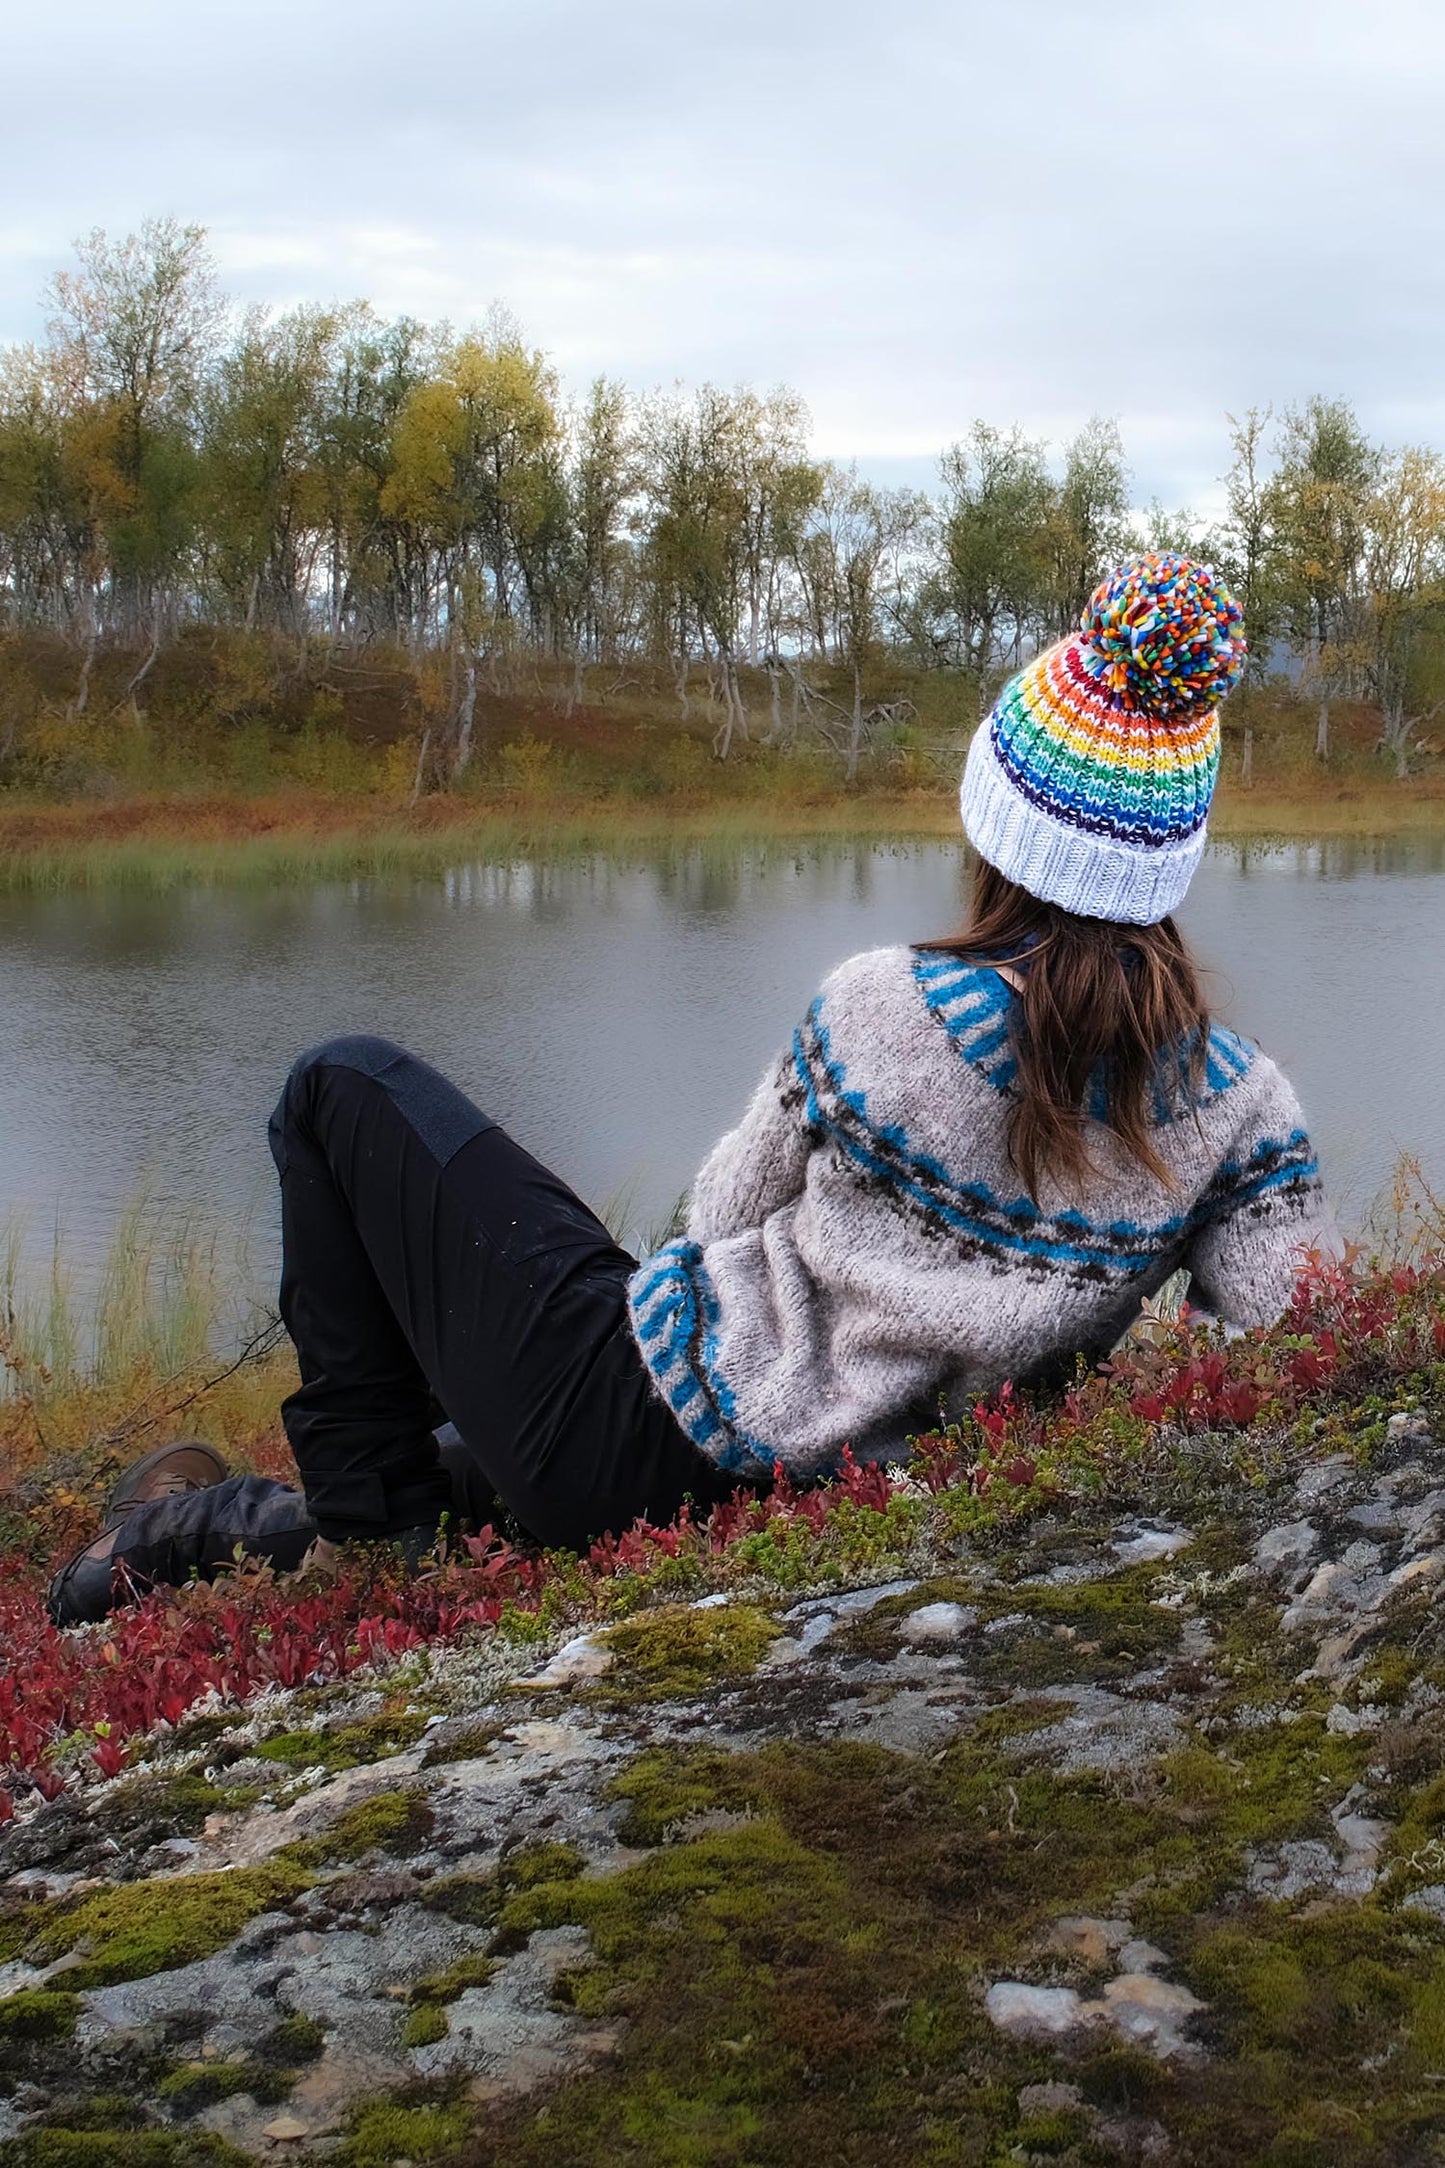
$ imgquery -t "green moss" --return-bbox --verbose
[254,2012,326,2066]
[499,1841,585,1892]
[155,2059,292,2112]
[833,1562,1184,1687]
[416,1843,584,1936]
[277,1787,435,1869]
[420,1720,503,1767]
[590,1602,781,1702]
[0,1990,80,2042]
[0,2125,252,2165]
[409,1953,496,2006]
[24,1861,311,1988]
[418,1871,499,1929]
[1010,2107,1091,2153]
[255,1713,427,1773]
[336,2086,472,2168]
[94,1772,230,1840]
[402,2003,450,2048]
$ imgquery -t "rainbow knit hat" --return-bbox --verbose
[960,553,1246,925]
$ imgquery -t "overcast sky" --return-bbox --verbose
[5,0,1443,510]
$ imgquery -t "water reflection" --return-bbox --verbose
[0,835,1438,1299]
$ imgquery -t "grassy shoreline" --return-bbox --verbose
[3,772,1445,892]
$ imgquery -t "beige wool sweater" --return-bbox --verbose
[627,945,1331,1480]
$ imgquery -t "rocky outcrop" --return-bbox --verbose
[4,1418,1445,2162]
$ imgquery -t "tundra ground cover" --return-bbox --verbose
[0,1259,1442,1814]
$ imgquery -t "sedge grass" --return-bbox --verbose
[1,734,1445,895]
[0,1203,294,1539]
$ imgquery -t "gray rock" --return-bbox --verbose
[1112,1527,1191,1566]
[415,1926,599,2091]
[900,1601,977,1644]
[985,1981,1094,2043]
[1009,1690,1183,1775]
[1017,2081,1083,2116]
[1294,1456,1355,1504]
[1101,1972,1206,2059]
[1254,1521,1320,1575]
[1118,1939,1170,1974]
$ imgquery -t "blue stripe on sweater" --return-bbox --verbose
[913,951,1258,1123]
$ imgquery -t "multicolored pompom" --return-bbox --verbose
[1078,552,1246,716]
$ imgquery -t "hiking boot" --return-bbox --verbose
[46,1439,230,1629]
[104,1439,229,1525]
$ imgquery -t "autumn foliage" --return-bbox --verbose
[0,1257,1441,1819]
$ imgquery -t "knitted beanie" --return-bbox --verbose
[960,553,1246,925]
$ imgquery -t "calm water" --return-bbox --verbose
[2,836,1444,1297]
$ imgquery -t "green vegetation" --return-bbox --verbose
[335,2085,473,2168]
[254,1712,428,1774]
[0,1991,80,2044]
[277,1787,436,1870]
[0,2128,252,2168]
[22,1860,311,1988]
[443,1723,1445,2166]
[590,1601,781,1703]
[2,223,1443,908]
[155,2059,292,2112]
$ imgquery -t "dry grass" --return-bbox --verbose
[0,764,1442,894]
[0,1206,294,1556]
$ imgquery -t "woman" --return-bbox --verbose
[48,554,1331,1626]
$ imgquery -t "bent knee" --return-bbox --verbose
[287,1034,409,1092]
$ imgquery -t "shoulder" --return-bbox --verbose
[815,945,916,1006]
[807,945,1014,1099]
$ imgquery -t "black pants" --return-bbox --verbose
[95,1038,742,1598]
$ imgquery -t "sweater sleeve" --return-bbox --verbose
[1185,1061,1339,1330]
[685,1046,811,1244]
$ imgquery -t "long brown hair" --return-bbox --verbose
[928,860,1209,1200]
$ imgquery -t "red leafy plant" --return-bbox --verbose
[0,1258,1440,1814]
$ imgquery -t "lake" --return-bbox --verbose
[2,835,1443,1301]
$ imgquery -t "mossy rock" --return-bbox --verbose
[255,1713,427,1774]
[254,2012,326,2066]
[335,2084,473,2167]
[402,2002,450,2048]
[155,2059,291,2113]
[277,1787,434,1870]
[0,1990,80,2043]
[0,2120,253,2165]
[419,1843,585,1933]
[419,1720,503,1768]
[92,1773,232,1845]
[591,1601,781,1703]
[23,1860,312,1988]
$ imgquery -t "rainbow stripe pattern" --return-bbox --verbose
[961,554,1245,925]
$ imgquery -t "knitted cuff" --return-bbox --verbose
[960,725,1208,927]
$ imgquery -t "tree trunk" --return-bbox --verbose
[123,620,163,714]
[565,648,586,719]
[846,660,864,783]
[1315,699,1330,762]
[410,727,432,804]
[1241,727,1254,787]
[766,663,783,747]
[67,616,97,721]
[728,657,749,743]
[674,654,691,721]
[1382,701,1412,780]
[454,650,478,776]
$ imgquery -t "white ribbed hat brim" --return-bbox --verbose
[960,722,1207,926]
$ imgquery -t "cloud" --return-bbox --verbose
[5,0,1443,502]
